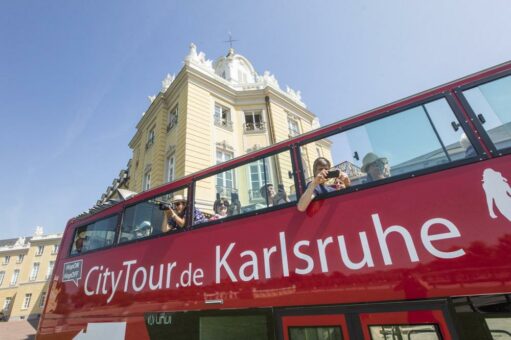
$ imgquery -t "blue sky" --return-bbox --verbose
[1,1,510,239]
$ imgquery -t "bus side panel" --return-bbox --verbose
[42,157,511,324]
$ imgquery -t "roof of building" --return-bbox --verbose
[182,43,307,107]
[0,238,26,248]
[0,236,32,253]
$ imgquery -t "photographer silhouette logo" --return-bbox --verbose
[482,168,511,223]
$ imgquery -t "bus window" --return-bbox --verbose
[70,215,117,255]
[119,188,191,243]
[289,326,343,340]
[486,318,511,339]
[300,97,475,190]
[194,150,296,223]
[462,74,511,152]
[452,294,511,340]
[368,325,441,340]
[200,315,270,339]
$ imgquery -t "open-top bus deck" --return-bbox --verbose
[38,61,511,339]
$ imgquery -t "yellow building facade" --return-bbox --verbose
[128,44,331,214]
[0,227,61,321]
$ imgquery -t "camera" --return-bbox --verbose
[326,169,340,179]
[158,203,171,211]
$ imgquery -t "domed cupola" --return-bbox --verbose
[213,48,258,85]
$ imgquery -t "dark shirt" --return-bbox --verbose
[168,208,206,229]
[306,182,335,197]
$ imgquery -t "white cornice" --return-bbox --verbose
[30,234,62,243]
[19,280,50,286]
[0,246,29,254]
[185,66,316,121]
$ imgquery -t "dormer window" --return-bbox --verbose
[237,70,248,83]
[214,104,233,131]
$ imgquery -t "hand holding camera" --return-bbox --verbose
[325,169,340,179]
[158,202,172,211]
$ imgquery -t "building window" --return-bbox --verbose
[316,146,322,158]
[52,244,59,255]
[146,127,155,149]
[10,270,19,286]
[16,254,24,264]
[288,117,300,137]
[167,105,178,132]
[244,111,265,133]
[3,256,10,265]
[0,271,4,286]
[3,297,12,311]
[30,262,40,281]
[216,150,234,195]
[36,245,44,256]
[248,159,268,201]
[39,292,47,308]
[46,261,55,279]
[143,171,151,191]
[22,293,32,310]
[214,104,233,130]
[166,154,175,183]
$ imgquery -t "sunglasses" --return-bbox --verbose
[370,160,388,172]
[174,202,186,207]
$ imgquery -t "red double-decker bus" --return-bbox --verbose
[38,61,511,340]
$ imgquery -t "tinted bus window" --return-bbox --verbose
[289,326,343,340]
[194,150,296,222]
[200,315,269,340]
[452,294,511,340]
[462,75,511,151]
[119,188,197,242]
[485,318,511,339]
[70,215,117,255]
[368,325,441,340]
[300,98,474,188]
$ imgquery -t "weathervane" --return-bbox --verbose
[224,32,238,49]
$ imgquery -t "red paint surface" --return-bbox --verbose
[38,157,511,337]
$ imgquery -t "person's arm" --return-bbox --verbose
[297,184,317,212]
[161,208,186,232]
[172,211,186,228]
[297,170,327,212]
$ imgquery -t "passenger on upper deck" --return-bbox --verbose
[260,183,290,206]
[228,192,241,216]
[361,153,390,182]
[332,177,347,190]
[133,220,153,239]
[161,195,206,232]
[74,231,87,253]
[273,184,290,205]
[260,184,276,206]
[210,197,230,220]
[297,157,350,212]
